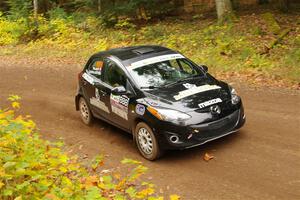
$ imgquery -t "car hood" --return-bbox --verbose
[143,76,231,113]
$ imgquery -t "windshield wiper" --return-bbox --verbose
[140,86,164,90]
[164,74,201,87]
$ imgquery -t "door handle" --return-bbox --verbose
[99,90,107,96]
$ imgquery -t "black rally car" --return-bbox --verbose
[75,45,245,160]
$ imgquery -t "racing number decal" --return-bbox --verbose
[110,94,129,120]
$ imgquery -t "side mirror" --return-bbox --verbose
[201,65,208,72]
[111,86,127,95]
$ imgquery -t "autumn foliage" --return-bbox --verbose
[0,95,179,200]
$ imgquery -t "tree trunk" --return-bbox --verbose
[215,0,234,22]
[97,0,102,13]
[33,0,39,36]
[33,0,38,18]
[0,0,9,12]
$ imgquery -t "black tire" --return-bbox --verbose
[135,122,163,161]
[79,97,93,125]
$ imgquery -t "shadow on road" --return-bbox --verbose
[87,115,246,162]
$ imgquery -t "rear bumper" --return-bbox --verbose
[157,107,246,150]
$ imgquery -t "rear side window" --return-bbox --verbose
[102,59,127,88]
[87,58,104,79]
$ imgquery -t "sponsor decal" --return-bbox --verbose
[183,83,196,89]
[129,54,185,69]
[82,73,95,85]
[95,88,101,99]
[148,101,159,107]
[198,98,222,109]
[89,70,102,76]
[135,104,145,115]
[110,94,129,120]
[90,88,110,113]
[174,85,221,100]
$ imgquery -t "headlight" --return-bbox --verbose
[147,107,191,124]
[229,86,240,105]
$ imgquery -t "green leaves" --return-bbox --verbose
[85,186,104,200]
[92,155,104,171]
[125,186,137,198]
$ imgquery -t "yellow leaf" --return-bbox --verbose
[0,113,6,119]
[137,187,155,198]
[12,101,20,109]
[203,153,214,161]
[170,194,180,200]
[8,95,21,101]
[0,168,5,176]
[0,110,13,119]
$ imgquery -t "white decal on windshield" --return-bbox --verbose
[174,85,221,100]
[198,98,222,109]
[183,83,196,89]
[129,54,185,69]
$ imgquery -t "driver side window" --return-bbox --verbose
[87,58,104,79]
[102,59,127,88]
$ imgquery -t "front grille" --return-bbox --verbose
[192,110,239,140]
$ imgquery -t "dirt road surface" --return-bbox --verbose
[1,57,300,200]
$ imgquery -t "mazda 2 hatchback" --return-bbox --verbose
[75,45,245,160]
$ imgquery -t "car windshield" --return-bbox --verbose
[128,57,204,89]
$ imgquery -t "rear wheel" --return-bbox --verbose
[135,122,162,161]
[79,97,93,125]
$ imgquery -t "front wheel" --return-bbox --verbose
[79,97,93,125]
[135,122,163,161]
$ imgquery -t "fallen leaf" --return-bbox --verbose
[12,101,20,109]
[170,194,180,200]
[203,153,214,161]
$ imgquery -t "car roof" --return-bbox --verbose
[93,45,179,67]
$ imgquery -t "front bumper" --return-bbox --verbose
[157,107,246,150]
